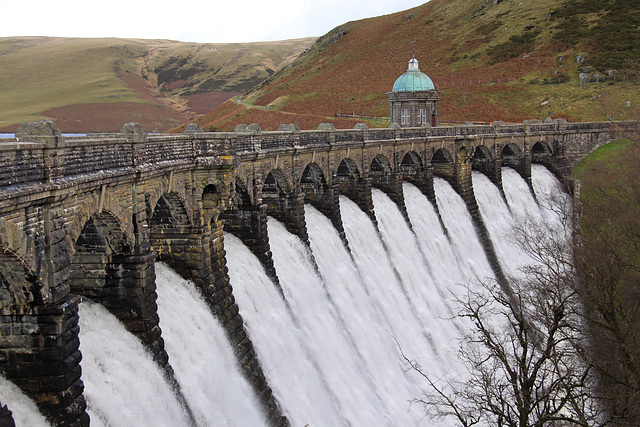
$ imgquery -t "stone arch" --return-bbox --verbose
[531,141,553,163]
[501,143,522,168]
[472,145,493,167]
[300,163,328,203]
[261,168,310,242]
[262,169,292,200]
[399,151,426,190]
[531,141,566,182]
[0,248,37,309]
[149,192,192,261]
[67,191,134,258]
[369,154,392,178]
[471,145,495,178]
[75,212,131,256]
[335,158,361,183]
[432,147,453,164]
[431,147,455,180]
[400,151,424,174]
[149,193,192,228]
[195,174,228,227]
[68,211,132,300]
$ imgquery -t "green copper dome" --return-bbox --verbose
[392,57,435,92]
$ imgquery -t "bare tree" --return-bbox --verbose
[402,200,603,426]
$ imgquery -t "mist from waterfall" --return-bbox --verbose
[78,301,192,427]
[155,262,269,427]
[0,374,51,427]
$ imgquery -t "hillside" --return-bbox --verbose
[191,0,640,131]
[0,37,314,133]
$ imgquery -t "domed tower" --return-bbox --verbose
[388,54,439,127]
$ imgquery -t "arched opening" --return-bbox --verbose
[472,145,494,176]
[203,184,220,202]
[531,141,552,163]
[370,154,392,178]
[472,145,492,166]
[432,148,454,180]
[149,193,191,228]
[149,193,192,262]
[400,151,423,169]
[501,144,521,161]
[432,148,453,164]
[501,143,522,170]
[262,169,290,200]
[336,158,360,183]
[69,212,131,302]
[262,169,292,219]
[301,163,328,202]
[221,178,254,238]
[400,151,424,181]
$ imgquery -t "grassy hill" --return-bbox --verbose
[190,0,640,132]
[0,37,314,133]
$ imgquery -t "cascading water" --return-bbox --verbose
[433,177,495,280]
[225,232,346,427]
[8,163,568,426]
[78,301,192,427]
[226,176,512,425]
[474,166,570,278]
[473,169,538,277]
[155,262,269,427]
[0,375,51,427]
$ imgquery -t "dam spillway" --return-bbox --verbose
[0,119,614,425]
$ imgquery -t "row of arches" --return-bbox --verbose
[234,140,557,210]
[0,138,559,312]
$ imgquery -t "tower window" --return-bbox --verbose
[401,109,410,125]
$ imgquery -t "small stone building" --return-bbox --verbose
[388,55,439,127]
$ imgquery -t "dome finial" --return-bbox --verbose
[408,43,420,71]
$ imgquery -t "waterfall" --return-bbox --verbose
[226,176,527,425]
[78,301,192,427]
[0,375,51,427]
[433,177,494,280]
[473,170,536,277]
[225,168,567,425]
[155,262,269,427]
[9,164,567,426]
[225,232,345,427]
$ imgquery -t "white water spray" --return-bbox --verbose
[155,262,268,427]
[225,232,345,427]
[0,375,51,427]
[78,301,191,427]
[9,164,569,426]
[433,177,495,281]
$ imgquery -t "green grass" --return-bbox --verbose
[571,138,635,179]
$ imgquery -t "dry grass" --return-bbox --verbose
[0,36,314,132]
[198,0,640,130]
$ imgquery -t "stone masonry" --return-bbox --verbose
[0,118,635,425]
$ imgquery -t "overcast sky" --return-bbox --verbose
[2,0,427,43]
